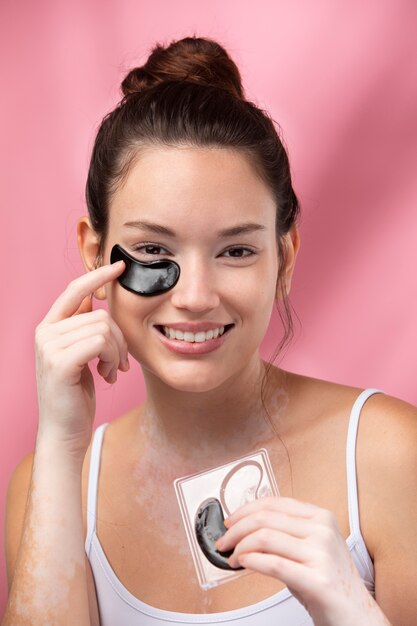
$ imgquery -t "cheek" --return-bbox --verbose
[226,266,277,331]
[105,282,156,338]
[231,257,278,309]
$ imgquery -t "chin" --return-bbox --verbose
[142,360,232,394]
[166,371,225,394]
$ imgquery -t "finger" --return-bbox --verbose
[228,528,310,567]
[217,510,314,552]
[44,310,129,367]
[42,261,125,324]
[49,335,112,385]
[40,308,109,334]
[44,321,117,355]
[225,496,319,527]
[59,329,119,383]
[73,294,93,317]
[102,365,118,385]
[95,362,117,384]
[97,359,118,380]
[102,313,129,368]
[40,308,119,336]
[233,552,310,592]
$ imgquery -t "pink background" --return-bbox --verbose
[1,0,416,615]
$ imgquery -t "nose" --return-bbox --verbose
[169,258,220,313]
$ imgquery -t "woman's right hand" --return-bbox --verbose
[34,260,130,458]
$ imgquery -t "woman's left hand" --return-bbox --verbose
[215,496,379,626]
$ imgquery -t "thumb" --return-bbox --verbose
[73,293,93,316]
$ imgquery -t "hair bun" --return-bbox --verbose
[121,36,245,100]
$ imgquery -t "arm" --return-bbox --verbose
[3,441,94,626]
[294,392,417,626]
[216,393,417,626]
[3,260,128,625]
[362,394,417,625]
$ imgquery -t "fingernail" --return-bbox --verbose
[228,555,237,567]
[216,537,225,550]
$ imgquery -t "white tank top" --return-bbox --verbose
[85,387,381,625]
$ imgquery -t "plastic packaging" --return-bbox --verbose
[173,448,279,589]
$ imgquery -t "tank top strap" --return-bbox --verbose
[346,388,384,539]
[85,422,109,557]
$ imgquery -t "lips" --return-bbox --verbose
[153,323,235,355]
[154,322,235,333]
[155,323,235,340]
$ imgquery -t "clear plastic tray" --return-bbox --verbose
[173,448,279,590]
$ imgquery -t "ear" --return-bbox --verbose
[276,223,300,300]
[77,216,107,300]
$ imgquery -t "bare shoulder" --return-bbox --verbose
[287,370,417,481]
[277,368,370,424]
[282,368,417,434]
[355,391,417,622]
[356,390,417,538]
[354,389,417,499]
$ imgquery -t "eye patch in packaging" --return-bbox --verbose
[174,449,279,590]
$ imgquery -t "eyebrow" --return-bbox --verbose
[123,219,266,238]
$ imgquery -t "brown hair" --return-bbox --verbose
[85,36,301,449]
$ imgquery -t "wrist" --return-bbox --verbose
[311,584,390,626]
[35,432,87,473]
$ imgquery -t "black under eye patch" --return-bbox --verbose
[195,498,244,571]
[110,244,180,296]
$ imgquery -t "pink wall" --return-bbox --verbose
[1,0,416,615]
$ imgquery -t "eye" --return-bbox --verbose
[222,247,256,259]
[130,243,257,260]
[131,243,170,258]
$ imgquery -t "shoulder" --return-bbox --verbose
[358,390,417,518]
[355,392,417,583]
[357,392,417,619]
[284,368,417,440]
[357,390,417,488]
[282,369,417,523]
[285,372,415,479]
[296,375,417,555]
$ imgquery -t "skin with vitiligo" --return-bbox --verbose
[4,145,396,625]
[4,443,90,624]
[3,261,129,626]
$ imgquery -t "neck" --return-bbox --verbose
[135,357,289,473]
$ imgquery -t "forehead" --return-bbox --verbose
[110,146,276,228]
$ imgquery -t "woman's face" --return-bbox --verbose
[102,146,282,392]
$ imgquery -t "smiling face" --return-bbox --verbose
[84,146,288,393]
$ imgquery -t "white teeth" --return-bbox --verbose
[160,325,228,342]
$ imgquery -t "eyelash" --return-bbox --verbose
[130,242,257,259]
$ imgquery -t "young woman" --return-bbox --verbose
[4,36,417,626]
